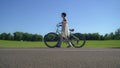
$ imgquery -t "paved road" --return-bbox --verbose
[0,48,120,68]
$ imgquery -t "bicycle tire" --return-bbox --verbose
[70,35,86,48]
[44,32,60,48]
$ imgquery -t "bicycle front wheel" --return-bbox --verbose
[44,32,60,48]
[70,35,86,48]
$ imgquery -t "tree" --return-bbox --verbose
[99,35,104,40]
[114,28,120,40]
[14,32,23,41]
[0,34,1,40]
[73,33,84,40]
[22,33,31,41]
[92,33,100,40]
[104,34,109,40]
[6,33,13,40]
[0,33,7,40]
[109,32,114,40]
[32,34,43,41]
[0,33,13,40]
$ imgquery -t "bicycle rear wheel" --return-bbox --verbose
[44,32,60,48]
[70,35,86,48]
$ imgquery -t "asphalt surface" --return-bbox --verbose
[0,48,120,68]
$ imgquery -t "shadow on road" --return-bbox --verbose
[109,47,120,49]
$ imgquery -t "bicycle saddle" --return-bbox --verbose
[69,29,74,32]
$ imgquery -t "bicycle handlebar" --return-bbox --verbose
[56,23,62,27]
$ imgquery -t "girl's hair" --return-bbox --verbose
[61,12,66,17]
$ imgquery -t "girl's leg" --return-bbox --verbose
[57,35,62,47]
[67,36,72,48]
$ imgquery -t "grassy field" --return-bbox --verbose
[0,40,120,48]
[84,40,120,48]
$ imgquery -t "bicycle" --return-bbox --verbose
[44,23,86,48]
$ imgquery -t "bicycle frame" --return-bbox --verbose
[56,23,62,34]
[56,23,79,42]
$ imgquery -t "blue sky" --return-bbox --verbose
[0,0,120,35]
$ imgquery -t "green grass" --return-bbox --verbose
[84,40,120,48]
[0,40,46,48]
[0,40,120,48]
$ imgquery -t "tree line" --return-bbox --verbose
[74,28,120,40]
[0,28,120,41]
[0,32,43,41]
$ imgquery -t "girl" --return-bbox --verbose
[57,12,72,48]
[61,12,69,38]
